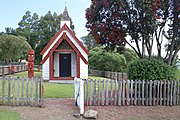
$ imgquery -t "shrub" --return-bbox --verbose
[127,58,180,80]
[89,47,126,72]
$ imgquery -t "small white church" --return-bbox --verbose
[40,7,89,83]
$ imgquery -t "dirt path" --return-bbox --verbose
[0,99,180,120]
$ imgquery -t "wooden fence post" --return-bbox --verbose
[8,77,11,106]
[101,80,105,105]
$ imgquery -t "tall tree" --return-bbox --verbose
[16,11,39,49]
[163,0,180,65]
[86,0,158,57]
[86,0,180,65]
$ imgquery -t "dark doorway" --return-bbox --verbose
[59,54,71,77]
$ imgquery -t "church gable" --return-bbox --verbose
[57,40,73,50]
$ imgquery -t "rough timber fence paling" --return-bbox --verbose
[89,69,127,80]
[84,79,180,106]
[1,77,43,107]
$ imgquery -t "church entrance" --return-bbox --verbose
[59,54,71,77]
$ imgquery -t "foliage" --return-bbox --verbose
[123,48,139,65]
[89,47,126,72]
[86,0,180,65]
[0,35,31,62]
[86,0,127,52]
[81,34,98,50]
[0,110,21,120]
[127,58,180,80]
[86,0,158,57]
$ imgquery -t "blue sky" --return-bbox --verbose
[0,0,91,39]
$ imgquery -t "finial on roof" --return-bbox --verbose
[61,3,70,21]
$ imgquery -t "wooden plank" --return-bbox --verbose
[142,80,145,105]
[86,81,89,106]
[134,80,137,105]
[177,81,180,105]
[12,77,15,105]
[39,78,43,107]
[30,78,34,106]
[160,80,163,105]
[126,80,130,106]
[122,80,125,105]
[157,80,160,105]
[8,77,11,106]
[98,80,101,105]
[26,78,29,105]
[35,77,39,106]
[2,77,5,104]
[170,80,173,106]
[138,80,141,105]
[114,80,117,105]
[102,80,105,106]
[145,80,148,106]
[163,80,166,105]
[173,81,177,105]
[149,80,152,106]
[167,81,170,105]
[16,77,20,106]
[89,80,92,106]
[105,80,109,105]
[21,78,24,106]
[93,80,97,105]
[153,80,156,105]
[118,80,122,106]
[130,80,133,105]
[110,80,113,105]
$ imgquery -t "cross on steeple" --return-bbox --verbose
[61,3,70,21]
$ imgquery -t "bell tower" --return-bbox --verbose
[61,6,71,28]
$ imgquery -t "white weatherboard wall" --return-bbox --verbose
[42,58,49,80]
[54,52,59,77]
[66,31,88,60]
[71,52,77,77]
[80,58,88,79]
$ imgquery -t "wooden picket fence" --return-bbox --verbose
[84,79,180,106]
[89,69,127,80]
[0,77,43,107]
[0,64,27,76]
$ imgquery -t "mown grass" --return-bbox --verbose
[12,71,42,77]
[0,110,21,120]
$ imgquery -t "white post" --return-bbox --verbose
[79,79,84,114]
[74,78,84,115]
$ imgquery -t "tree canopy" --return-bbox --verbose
[15,10,74,64]
[86,0,180,65]
[0,35,31,62]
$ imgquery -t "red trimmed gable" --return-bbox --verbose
[40,32,88,65]
[40,24,89,56]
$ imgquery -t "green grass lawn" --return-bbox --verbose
[0,110,21,120]
[12,71,42,77]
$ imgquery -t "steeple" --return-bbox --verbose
[61,6,70,21]
[61,5,71,28]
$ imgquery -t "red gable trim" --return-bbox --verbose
[40,24,89,55]
[40,32,88,65]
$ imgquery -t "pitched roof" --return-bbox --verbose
[40,32,88,65]
[40,23,89,55]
